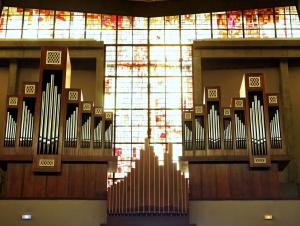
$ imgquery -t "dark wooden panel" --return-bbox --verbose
[189,164,202,200]
[201,164,216,199]
[68,164,84,197]
[229,164,244,199]
[189,163,281,200]
[5,163,24,198]
[55,163,69,197]
[22,163,46,198]
[46,173,58,198]
[215,164,230,199]
[84,164,96,198]
[95,164,107,200]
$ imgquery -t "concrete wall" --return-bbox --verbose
[190,200,300,226]
[0,200,106,226]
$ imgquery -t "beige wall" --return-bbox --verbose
[288,66,300,182]
[190,200,300,226]
[202,67,280,106]
[1,200,299,226]
[0,200,106,226]
[0,67,9,146]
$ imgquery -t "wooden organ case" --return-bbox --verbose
[0,47,116,199]
[182,73,289,200]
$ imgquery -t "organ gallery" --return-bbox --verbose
[0,2,300,226]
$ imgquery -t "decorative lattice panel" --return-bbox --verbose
[68,91,79,101]
[208,89,218,99]
[39,159,55,167]
[249,76,261,88]
[24,84,36,95]
[83,103,92,111]
[95,107,103,115]
[235,99,244,108]
[184,112,192,120]
[268,95,278,104]
[105,112,113,119]
[224,108,231,116]
[46,51,62,65]
[8,97,18,106]
[195,105,203,114]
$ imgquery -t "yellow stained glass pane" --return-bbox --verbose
[196,13,211,29]
[133,17,148,29]
[165,15,179,29]
[150,17,164,29]
[86,13,101,29]
[181,14,196,29]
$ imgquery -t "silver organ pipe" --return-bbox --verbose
[65,107,79,147]
[104,123,113,148]
[4,110,17,147]
[249,95,267,156]
[270,109,282,148]
[195,117,205,150]
[81,114,91,148]
[93,119,102,148]
[224,120,232,149]
[38,74,61,154]
[184,122,192,150]
[208,105,220,149]
[19,101,35,146]
[235,113,246,149]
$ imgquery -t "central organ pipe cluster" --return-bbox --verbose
[38,74,61,154]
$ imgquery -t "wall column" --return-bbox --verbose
[8,60,18,95]
[193,47,203,106]
[279,60,297,182]
[95,51,104,107]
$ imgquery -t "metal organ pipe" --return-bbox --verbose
[38,74,61,154]
[250,95,267,156]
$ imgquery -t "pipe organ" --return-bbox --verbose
[107,140,188,216]
[183,73,286,167]
[1,47,115,173]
